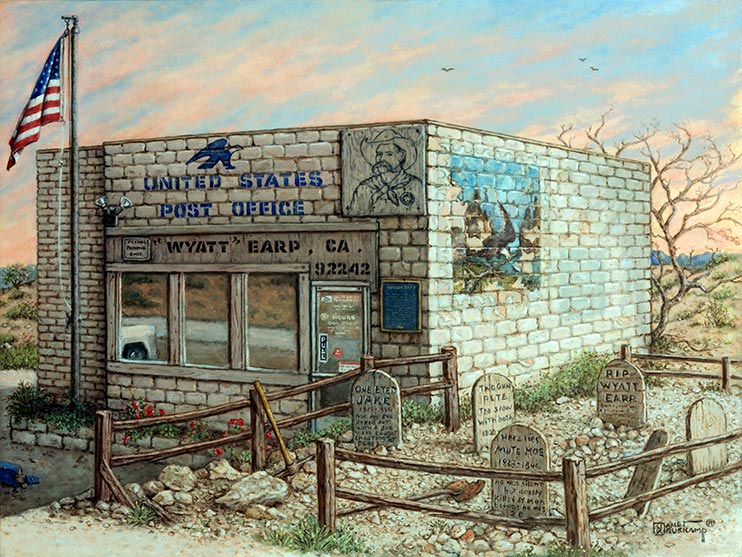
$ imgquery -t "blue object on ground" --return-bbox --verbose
[0,461,40,488]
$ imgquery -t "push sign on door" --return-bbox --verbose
[319,334,328,363]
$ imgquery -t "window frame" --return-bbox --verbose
[107,263,310,383]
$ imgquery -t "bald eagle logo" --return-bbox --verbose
[186,139,242,169]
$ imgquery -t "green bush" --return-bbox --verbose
[459,393,472,421]
[5,301,37,320]
[9,289,26,300]
[264,514,367,554]
[127,500,158,526]
[5,382,52,421]
[46,397,96,433]
[514,351,612,413]
[289,418,352,449]
[401,399,443,427]
[710,287,734,301]
[703,300,735,328]
[0,342,38,369]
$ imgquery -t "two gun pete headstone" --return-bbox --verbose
[625,429,668,517]
[597,359,646,427]
[473,373,515,453]
[490,423,549,519]
[351,369,402,451]
[686,398,728,476]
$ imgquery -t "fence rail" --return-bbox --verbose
[620,344,740,390]
[317,429,742,551]
[94,346,460,504]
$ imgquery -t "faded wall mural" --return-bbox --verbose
[449,155,542,293]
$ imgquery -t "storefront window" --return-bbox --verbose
[184,274,229,368]
[247,274,299,370]
[121,273,168,362]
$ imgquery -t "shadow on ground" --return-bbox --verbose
[1,369,163,517]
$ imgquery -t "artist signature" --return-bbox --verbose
[653,519,716,543]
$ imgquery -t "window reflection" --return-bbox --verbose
[248,274,299,370]
[185,274,229,368]
[121,273,168,362]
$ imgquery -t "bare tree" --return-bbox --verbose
[558,109,742,346]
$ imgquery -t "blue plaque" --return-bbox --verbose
[381,280,421,332]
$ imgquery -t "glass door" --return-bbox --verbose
[312,284,369,412]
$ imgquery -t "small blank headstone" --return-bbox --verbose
[625,429,668,517]
[351,369,402,451]
[686,398,728,476]
[490,423,549,519]
[596,359,646,427]
[473,373,515,453]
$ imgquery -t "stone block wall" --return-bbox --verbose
[36,147,107,403]
[424,122,651,390]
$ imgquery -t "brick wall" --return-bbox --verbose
[424,122,651,390]
[36,147,107,403]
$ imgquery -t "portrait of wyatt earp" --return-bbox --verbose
[342,125,426,217]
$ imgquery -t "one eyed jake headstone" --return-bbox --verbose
[490,423,549,519]
[473,373,515,453]
[596,359,646,427]
[625,429,668,517]
[351,369,402,451]
[686,398,728,476]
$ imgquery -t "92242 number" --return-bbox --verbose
[314,262,371,276]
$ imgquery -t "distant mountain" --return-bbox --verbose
[0,265,37,289]
[651,251,717,268]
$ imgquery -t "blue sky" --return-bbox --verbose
[1,0,740,263]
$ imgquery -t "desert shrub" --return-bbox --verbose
[2,264,31,289]
[5,301,37,320]
[514,351,612,413]
[127,500,158,526]
[703,300,735,328]
[650,335,677,353]
[401,399,443,426]
[289,418,352,449]
[5,382,52,421]
[459,393,472,421]
[0,342,38,369]
[264,514,367,554]
[710,287,734,301]
[9,289,26,300]
[676,308,696,321]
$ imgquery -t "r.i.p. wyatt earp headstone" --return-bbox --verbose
[596,359,646,427]
[351,369,402,451]
[473,373,515,453]
[490,423,549,519]
[686,397,728,476]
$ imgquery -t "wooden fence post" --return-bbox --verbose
[250,389,266,471]
[317,438,337,532]
[563,456,590,550]
[721,356,731,392]
[620,344,632,361]
[94,410,113,503]
[441,346,460,432]
[361,354,375,372]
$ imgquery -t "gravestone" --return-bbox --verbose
[473,373,515,453]
[625,429,668,517]
[686,398,728,476]
[351,369,402,451]
[490,423,549,519]
[596,359,646,427]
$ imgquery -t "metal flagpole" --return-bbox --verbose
[62,15,81,402]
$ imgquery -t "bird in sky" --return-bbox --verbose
[186,138,242,169]
[579,57,587,62]
[441,67,455,72]
[590,66,599,71]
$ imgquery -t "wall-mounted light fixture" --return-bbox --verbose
[95,195,134,227]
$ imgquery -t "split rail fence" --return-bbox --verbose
[619,344,740,391]
[317,428,742,550]
[94,346,460,503]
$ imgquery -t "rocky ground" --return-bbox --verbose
[6,378,742,557]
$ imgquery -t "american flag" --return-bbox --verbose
[6,36,64,171]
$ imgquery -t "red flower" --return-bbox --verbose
[122,435,129,445]
[131,401,139,410]
[144,405,155,417]
[213,447,224,457]
[221,431,228,438]
[134,412,141,419]
[228,418,236,426]
[236,418,245,427]
[265,431,272,440]
[159,409,166,416]
[190,422,196,429]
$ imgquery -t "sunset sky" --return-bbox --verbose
[1,0,740,265]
